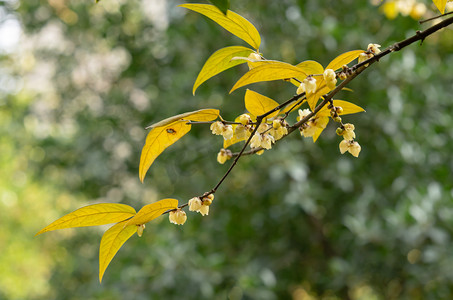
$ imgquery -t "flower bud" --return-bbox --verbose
[334,116,342,123]
[339,72,347,80]
[336,127,344,136]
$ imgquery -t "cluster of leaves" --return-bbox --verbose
[37,1,453,283]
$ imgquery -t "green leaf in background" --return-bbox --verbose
[208,0,230,15]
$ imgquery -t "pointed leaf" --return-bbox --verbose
[317,100,366,117]
[208,0,230,14]
[99,221,136,282]
[126,199,179,225]
[140,109,219,182]
[36,204,136,235]
[140,121,191,182]
[180,4,261,50]
[146,109,219,129]
[230,61,307,93]
[433,0,447,13]
[193,46,254,94]
[326,50,366,71]
[245,89,280,119]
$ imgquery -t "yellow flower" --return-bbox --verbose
[210,121,223,135]
[169,209,187,225]
[296,82,305,95]
[234,124,252,140]
[247,52,262,70]
[261,134,275,150]
[367,43,381,54]
[270,120,288,140]
[297,109,311,122]
[339,139,361,157]
[323,69,337,90]
[188,197,203,211]
[342,123,356,140]
[199,205,209,216]
[250,133,262,149]
[358,52,373,66]
[217,148,232,164]
[303,76,317,94]
[237,113,252,125]
[210,121,233,140]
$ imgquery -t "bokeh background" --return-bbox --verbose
[1,0,453,299]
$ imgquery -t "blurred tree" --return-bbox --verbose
[1,0,453,299]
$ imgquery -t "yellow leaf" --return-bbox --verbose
[125,199,179,225]
[312,127,326,143]
[289,60,325,86]
[326,50,366,71]
[245,89,280,119]
[140,109,219,182]
[180,4,261,50]
[230,61,307,93]
[432,0,447,13]
[317,100,366,117]
[140,121,192,182]
[36,204,136,235]
[99,220,136,282]
[145,109,219,129]
[193,46,254,94]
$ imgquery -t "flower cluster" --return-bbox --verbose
[210,121,234,140]
[189,194,214,216]
[337,123,361,157]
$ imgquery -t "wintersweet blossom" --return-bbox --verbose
[188,197,203,211]
[303,76,317,94]
[296,82,305,95]
[270,119,288,140]
[217,148,232,164]
[237,113,252,125]
[210,121,233,140]
[339,139,361,157]
[250,133,263,149]
[323,69,337,90]
[342,123,356,140]
[367,43,381,54]
[169,209,187,225]
[260,134,275,150]
[234,124,252,140]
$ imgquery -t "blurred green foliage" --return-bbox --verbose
[1,0,453,299]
